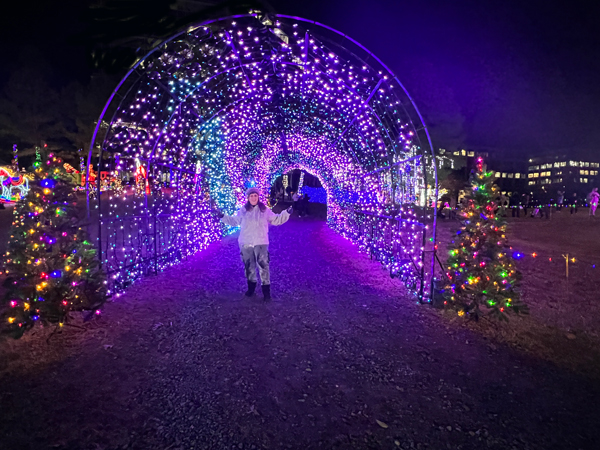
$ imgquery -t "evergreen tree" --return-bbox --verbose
[1,153,106,338]
[441,158,528,320]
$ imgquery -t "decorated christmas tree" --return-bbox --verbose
[1,153,106,338]
[441,157,528,320]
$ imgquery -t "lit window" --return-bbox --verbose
[461,149,466,156]
[502,173,507,178]
[515,173,521,179]
[534,165,539,170]
[592,163,599,168]
[584,162,590,167]
[528,166,536,171]
[560,162,566,167]
[453,151,460,156]
[467,151,474,157]
[570,161,578,166]
[508,173,514,178]
[528,173,534,178]
[553,162,560,168]
[581,178,588,183]
[495,172,501,177]
[528,180,536,185]
[533,173,539,178]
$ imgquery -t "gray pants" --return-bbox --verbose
[240,245,270,285]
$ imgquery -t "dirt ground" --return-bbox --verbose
[436,207,600,379]
[0,210,600,449]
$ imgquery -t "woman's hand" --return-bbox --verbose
[210,200,224,218]
[287,206,293,214]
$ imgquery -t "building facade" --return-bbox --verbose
[436,148,527,196]
[527,154,600,200]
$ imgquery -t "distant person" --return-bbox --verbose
[557,190,564,211]
[541,201,551,220]
[449,196,457,220]
[588,188,599,216]
[522,194,530,217]
[296,194,304,217]
[301,194,310,217]
[570,193,579,214]
[499,193,508,217]
[292,191,299,211]
[493,196,501,215]
[510,192,520,217]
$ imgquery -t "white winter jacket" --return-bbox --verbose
[221,205,290,247]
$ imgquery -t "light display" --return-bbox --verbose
[439,158,528,319]
[298,171,305,193]
[282,174,289,194]
[2,154,106,338]
[88,13,437,298]
[0,166,32,203]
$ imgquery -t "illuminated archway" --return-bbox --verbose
[88,13,437,299]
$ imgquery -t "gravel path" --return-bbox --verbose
[1,218,599,450]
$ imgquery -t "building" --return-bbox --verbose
[486,156,528,196]
[436,148,488,172]
[527,154,600,199]
[436,148,527,196]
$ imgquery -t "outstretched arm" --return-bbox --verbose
[267,208,291,226]
[221,209,243,227]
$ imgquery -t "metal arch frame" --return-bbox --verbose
[88,12,438,299]
[91,15,423,179]
[89,12,436,181]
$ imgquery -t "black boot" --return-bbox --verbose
[245,280,257,297]
[262,284,271,301]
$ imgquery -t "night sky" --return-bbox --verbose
[1,0,598,157]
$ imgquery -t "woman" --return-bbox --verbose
[216,187,292,300]
[588,188,599,217]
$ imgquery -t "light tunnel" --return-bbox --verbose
[87,13,438,299]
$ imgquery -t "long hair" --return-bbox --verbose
[244,200,267,212]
